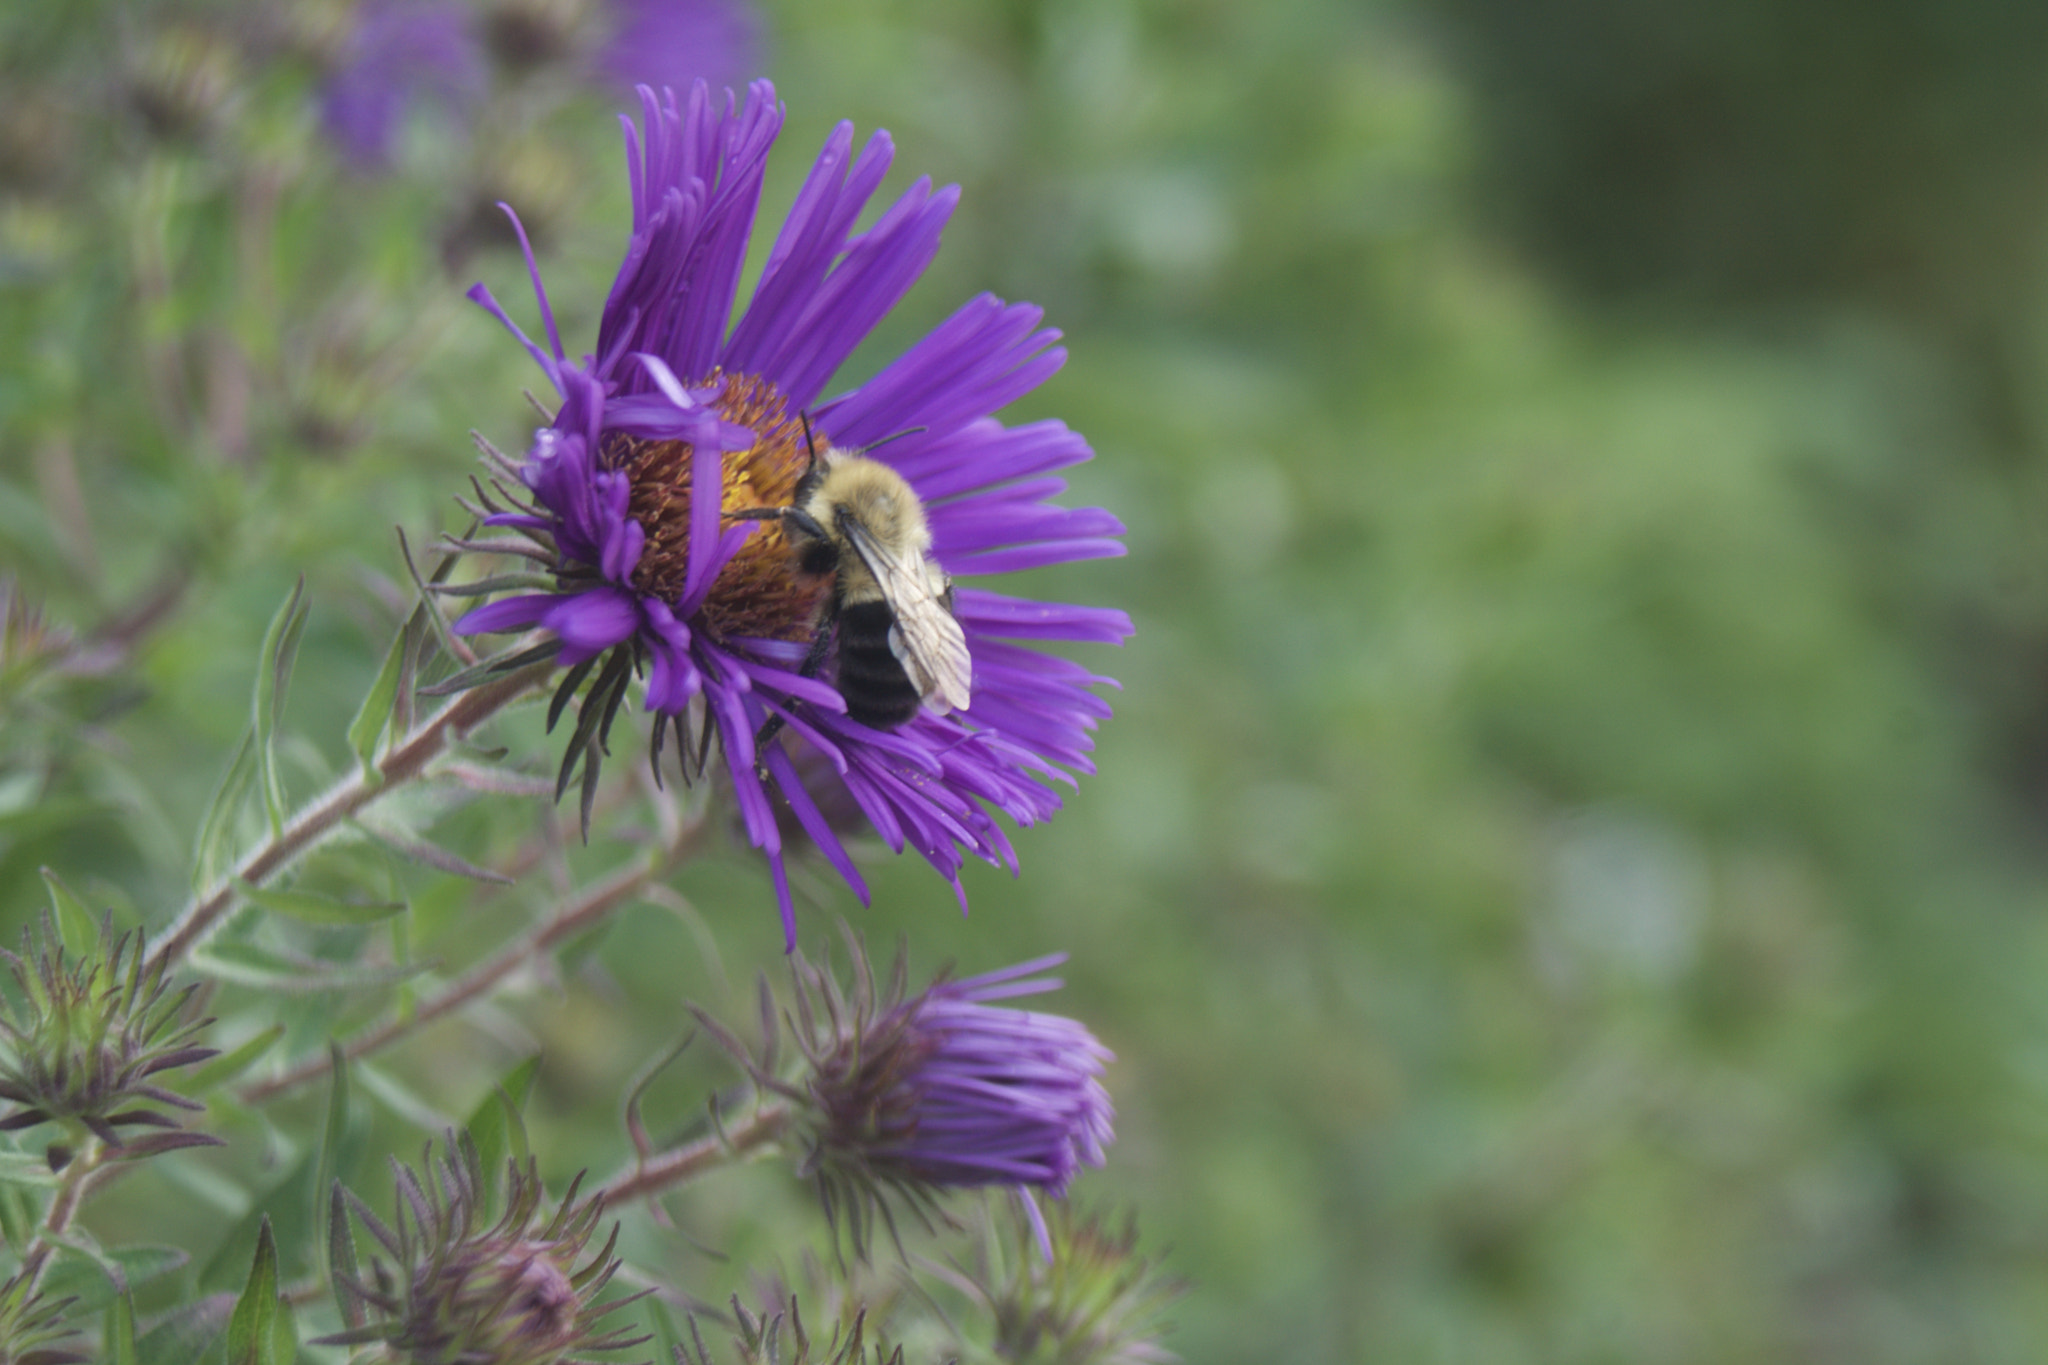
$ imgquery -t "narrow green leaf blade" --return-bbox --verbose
[464,1055,540,1220]
[225,1216,281,1365]
[344,610,415,779]
[238,880,405,927]
[135,1293,232,1365]
[193,731,257,893]
[106,1293,139,1365]
[253,576,310,839]
[0,1152,58,1190]
[186,1024,286,1094]
[188,940,437,994]
[38,867,98,958]
[312,1042,351,1280]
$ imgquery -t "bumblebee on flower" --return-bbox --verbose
[457,80,1129,944]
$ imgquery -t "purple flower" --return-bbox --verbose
[593,0,759,96]
[767,949,1113,1256]
[458,80,1129,944]
[318,0,758,169]
[320,1,484,169]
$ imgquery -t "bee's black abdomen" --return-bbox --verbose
[834,600,921,728]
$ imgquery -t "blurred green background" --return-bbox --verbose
[13,0,2048,1360]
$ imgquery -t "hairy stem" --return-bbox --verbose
[19,1141,105,1290]
[237,811,710,1105]
[149,662,553,976]
[599,1101,793,1207]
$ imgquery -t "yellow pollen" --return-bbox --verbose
[609,371,831,641]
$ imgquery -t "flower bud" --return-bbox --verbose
[960,1203,1182,1365]
[768,944,1114,1256]
[0,912,219,1165]
[319,1134,650,1365]
[0,1271,87,1365]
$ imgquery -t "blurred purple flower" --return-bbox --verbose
[593,0,758,95]
[320,1,483,169]
[459,80,1129,944]
[319,0,758,169]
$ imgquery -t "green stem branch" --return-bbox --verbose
[236,811,709,1105]
[18,1140,105,1290]
[598,1102,792,1207]
[149,663,552,977]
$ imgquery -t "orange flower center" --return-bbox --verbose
[605,371,831,641]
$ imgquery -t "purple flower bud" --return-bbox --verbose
[318,1135,651,1365]
[763,945,1113,1256]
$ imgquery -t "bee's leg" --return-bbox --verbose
[725,507,784,522]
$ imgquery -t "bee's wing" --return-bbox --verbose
[841,521,972,715]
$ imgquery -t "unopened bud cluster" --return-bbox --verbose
[0,915,218,1167]
[319,1135,649,1365]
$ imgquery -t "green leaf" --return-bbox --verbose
[238,880,405,927]
[185,1024,286,1094]
[312,1042,352,1273]
[464,1054,540,1219]
[398,527,468,672]
[188,940,436,994]
[354,1060,457,1132]
[193,732,257,894]
[225,1217,287,1365]
[344,609,416,780]
[106,1293,139,1365]
[326,1180,364,1331]
[40,1244,187,1310]
[37,867,98,959]
[643,1296,687,1365]
[352,819,513,885]
[135,1293,232,1365]
[0,1151,59,1190]
[252,576,310,840]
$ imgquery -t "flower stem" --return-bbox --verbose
[19,1140,105,1290]
[598,1101,793,1207]
[148,662,553,976]
[236,809,710,1105]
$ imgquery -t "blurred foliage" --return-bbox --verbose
[6,0,2048,1362]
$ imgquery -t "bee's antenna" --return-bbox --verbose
[855,426,927,456]
[800,412,821,472]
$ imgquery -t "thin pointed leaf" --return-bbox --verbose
[350,820,513,885]
[344,610,417,779]
[429,572,561,597]
[134,1292,233,1365]
[417,639,562,698]
[397,527,469,670]
[37,869,98,959]
[312,1043,351,1283]
[238,880,405,927]
[225,1217,282,1365]
[188,941,436,994]
[327,1182,365,1331]
[41,1245,187,1311]
[253,576,310,839]
[186,1025,285,1094]
[464,1055,540,1221]
[0,1152,58,1189]
[106,1293,139,1365]
[193,732,256,894]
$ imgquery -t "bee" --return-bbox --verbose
[731,421,972,736]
